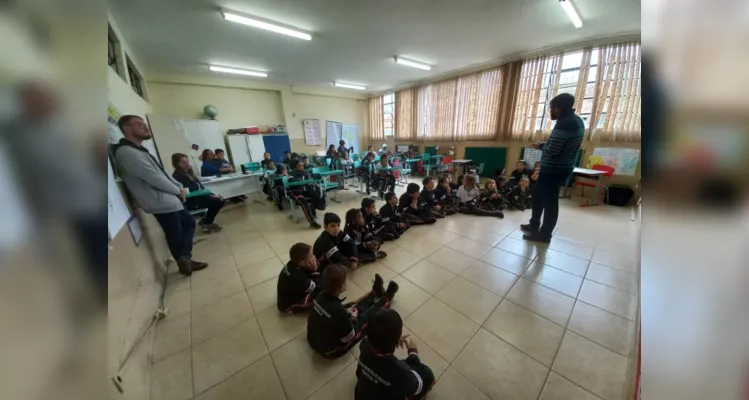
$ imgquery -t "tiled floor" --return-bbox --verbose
[151,181,639,400]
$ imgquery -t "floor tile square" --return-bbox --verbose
[307,361,358,400]
[394,327,450,380]
[585,263,638,294]
[191,318,268,395]
[149,349,192,400]
[153,313,190,363]
[554,227,599,247]
[165,269,190,297]
[447,237,493,257]
[464,228,506,246]
[193,355,286,400]
[429,367,491,400]
[238,257,284,289]
[342,279,368,302]
[256,307,308,351]
[479,220,517,235]
[191,269,245,310]
[247,277,279,314]
[389,278,432,319]
[483,300,565,367]
[505,278,575,326]
[163,287,190,320]
[191,291,254,344]
[577,280,638,321]
[402,259,457,294]
[271,334,354,400]
[189,253,238,287]
[480,248,533,275]
[567,301,636,357]
[523,262,584,298]
[442,218,481,235]
[421,229,462,246]
[348,262,398,291]
[549,238,595,260]
[552,332,628,400]
[404,298,479,362]
[398,237,443,257]
[461,260,519,296]
[535,249,590,277]
[436,277,501,324]
[426,247,477,275]
[233,242,278,269]
[591,248,636,274]
[380,246,422,273]
[453,328,549,400]
[496,237,543,259]
[539,372,600,400]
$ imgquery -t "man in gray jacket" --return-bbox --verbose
[113,115,208,276]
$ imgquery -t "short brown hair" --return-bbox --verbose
[322,264,348,293]
[117,115,143,132]
[289,243,312,265]
[465,174,477,186]
[171,153,188,169]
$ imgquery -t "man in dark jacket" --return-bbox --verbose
[520,93,584,242]
[113,115,208,276]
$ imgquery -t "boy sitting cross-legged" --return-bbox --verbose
[277,242,322,313]
[398,183,436,225]
[313,213,359,272]
[419,176,448,218]
[306,265,399,359]
[355,308,435,400]
[361,198,394,241]
[379,192,409,239]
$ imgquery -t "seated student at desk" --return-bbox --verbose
[260,152,273,169]
[200,149,231,177]
[337,140,350,156]
[289,160,326,229]
[374,156,396,198]
[283,151,292,165]
[171,153,224,233]
[214,149,234,172]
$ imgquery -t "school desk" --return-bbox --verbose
[201,171,263,199]
[561,167,607,206]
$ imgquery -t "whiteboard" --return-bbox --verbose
[342,123,360,155]
[247,135,266,162]
[108,160,131,239]
[326,121,342,148]
[303,119,322,145]
[181,120,225,169]
[228,135,250,170]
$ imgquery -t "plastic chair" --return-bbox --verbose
[574,164,615,200]
[438,155,455,174]
[421,153,433,176]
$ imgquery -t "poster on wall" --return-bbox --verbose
[108,160,131,240]
[591,147,640,176]
[303,119,322,145]
[522,148,543,167]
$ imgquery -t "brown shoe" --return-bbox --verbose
[191,260,209,272]
[177,258,192,276]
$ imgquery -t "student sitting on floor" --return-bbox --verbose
[481,179,505,210]
[355,309,435,400]
[361,198,394,241]
[359,152,377,195]
[277,243,322,313]
[398,183,436,225]
[374,156,396,199]
[493,168,509,193]
[457,175,504,218]
[419,177,449,218]
[379,192,409,238]
[171,153,224,233]
[313,213,359,271]
[434,176,458,214]
[289,160,325,229]
[529,169,539,191]
[344,208,387,263]
[508,160,528,187]
[307,265,399,359]
[506,175,533,211]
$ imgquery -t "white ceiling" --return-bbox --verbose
[111,0,641,93]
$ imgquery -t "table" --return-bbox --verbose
[449,159,473,179]
[560,167,607,206]
[201,172,263,199]
[315,170,344,202]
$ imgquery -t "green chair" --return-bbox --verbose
[421,153,433,176]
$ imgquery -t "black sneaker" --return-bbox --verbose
[372,274,385,297]
[522,231,551,243]
[520,224,538,235]
[496,211,505,218]
[384,281,399,301]
[311,222,322,229]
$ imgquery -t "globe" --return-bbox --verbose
[203,105,218,119]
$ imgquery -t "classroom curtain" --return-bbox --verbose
[510,53,563,141]
[454,67,502,140]
[416,78,458,140]
[395,87,417,140]
[368,96,384,141]
[496,60,522,140]
[589,42,642,142]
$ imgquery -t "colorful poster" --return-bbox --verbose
[591,147,640,176]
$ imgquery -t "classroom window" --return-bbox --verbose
[126,56,145,99]
[383,93,395,136]
[108,26,119,74]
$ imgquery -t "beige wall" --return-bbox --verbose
[285,93,368,155]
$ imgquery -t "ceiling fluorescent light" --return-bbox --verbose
[394,56,432,71]
[222,11,312,41]
[333,82,366,90]
[209,65,267,77]
[559,0,582,28]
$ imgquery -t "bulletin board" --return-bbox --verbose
[464,147,507,178]
[262,134,292,163]
[303,119,322,145]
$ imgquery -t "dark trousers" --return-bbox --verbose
[324,292,390,359]
[289,188,324,225]
[529,168,572,235]
[153,209,196,261]
[186,195,224,224]
[375,173,395,194]
[459,204,504,217]
[404,359,436,400]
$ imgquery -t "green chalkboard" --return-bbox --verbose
[464,147,507,178]
[424,146,438,155]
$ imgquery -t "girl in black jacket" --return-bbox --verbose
[171,153,223,232]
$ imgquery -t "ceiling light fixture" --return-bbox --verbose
[559,0,583,28]
[393,56,432,71]
[221,11,312,41]
[333,82,366,90]
[209,65,268,77]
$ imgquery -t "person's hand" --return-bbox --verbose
[179,188,188,201]
[348,306,359,319]
[532,142,543,149]
[398,223,405,228]
[398,334,410,349]
[435,204,441,211]
[405,337,418,353]
[349,260,359,270]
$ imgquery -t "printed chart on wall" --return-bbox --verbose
[108,160,131,240]
[303,119,322,145]
[522,148,543,167]
[591,147,640,176]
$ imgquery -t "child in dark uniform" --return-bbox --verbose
[313,213,359,271]
[361,198,394,241]
[307,265,399,358]
[374,156,396,199]
[419,177,448,218]
[507,175,532,210]
[355,309,435,400]
[457,175,505,218]
[359,152,377,195]
[277,243,321,313]
[289,160,325,228]
[433,176,458,214]
[344,208,387,263]
[509,160,528,187]
[398,183,436,225]
[379,192,409,238]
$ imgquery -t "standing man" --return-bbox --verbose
[112,115,208,276]
[520,93,584,243]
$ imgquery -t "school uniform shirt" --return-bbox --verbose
[379,203,404,224]
[362,210,386,237]
[508,186,532,203]
[277,262,320,312]
[344,225,376,248]
[172,169,204,192]
[313,231,357,268]
[457,186,481,204]
[355,337,425,400]
[307,291,355,355]
[418,189,438,209]
[432,186,451,204]
[509,169,526,184]
[200,161,221,177]
[260,159,273,169]
[398,193,419,215]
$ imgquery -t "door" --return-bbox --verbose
[228,135,251,171]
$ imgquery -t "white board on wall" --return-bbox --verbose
[108,160,131,239]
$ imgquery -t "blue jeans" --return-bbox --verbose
[529,168,572,235]
[154,209,196,261]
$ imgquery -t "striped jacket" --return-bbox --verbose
[540,112,585,172]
